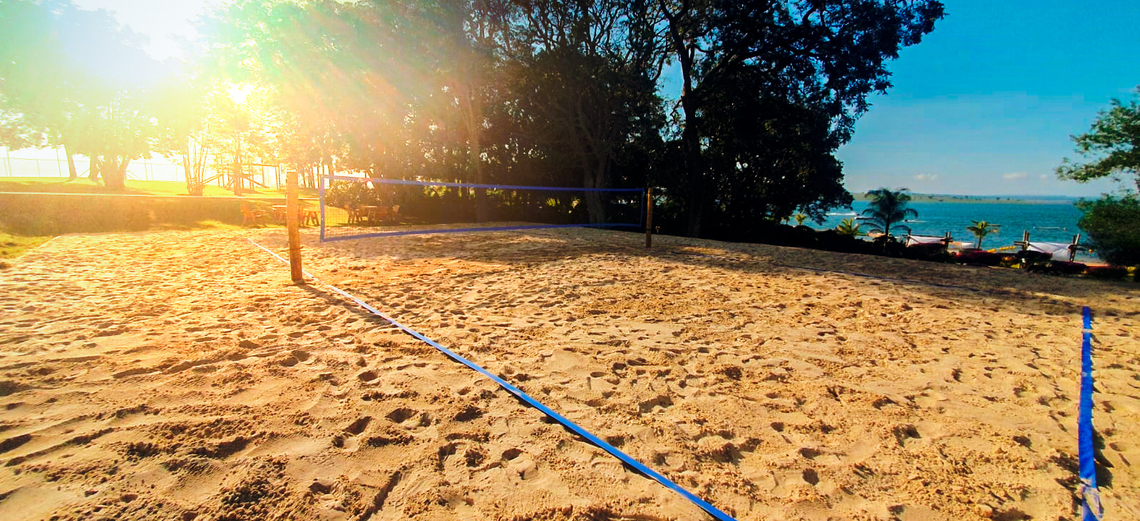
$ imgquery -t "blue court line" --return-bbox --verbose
[321,222,640,242]
[1079,306,1102,521]
[247,238,737,521]
[324,174,645,193]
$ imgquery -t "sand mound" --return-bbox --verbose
[0,227,1137,520]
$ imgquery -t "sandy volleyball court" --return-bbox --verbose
[0,227,1137,520]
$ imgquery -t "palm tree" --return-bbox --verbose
[793,213,808,226]
[966,220,1000,249]
[861,188,918,241]
[836,217,861,236]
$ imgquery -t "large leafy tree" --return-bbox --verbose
[508,0,664,222]
[0,0,160,190]
[654,0,944,237]
[697,65,852,236]
[1057,88,1140,190]
[1057,90,1140,266]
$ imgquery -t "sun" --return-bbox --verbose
[226,84,254,105]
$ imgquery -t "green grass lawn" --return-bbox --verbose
[0,232,52,261]
[0,177,319,198]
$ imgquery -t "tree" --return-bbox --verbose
[836,217,860,236]
[965,220,999,249]
[860,188,917,240]
[0,0,160,190]
[654,0,944,236]
[1076,195,1140,266]
[152,72,213,196]
[1057,88,1140,190]
[696,71,853,233]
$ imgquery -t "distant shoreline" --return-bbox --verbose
[851,193,1081,205]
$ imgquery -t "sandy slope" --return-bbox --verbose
[0,227,1137,521]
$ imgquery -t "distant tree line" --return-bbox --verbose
[1,0,945,238]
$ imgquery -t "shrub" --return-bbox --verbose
[955,249,1004,266]
[1077,195,1140,266]
[1027,260,1087,276]
[903,242,951,262]
[1086,265,1128,280]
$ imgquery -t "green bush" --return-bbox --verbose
[1078,195,1140,266]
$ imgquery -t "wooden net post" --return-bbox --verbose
[286,168,304,284]
[645,187,653,249]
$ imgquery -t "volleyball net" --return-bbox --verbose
[319,175,646,242]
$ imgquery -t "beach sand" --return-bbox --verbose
[0,227,1137,520]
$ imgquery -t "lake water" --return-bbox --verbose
[810,199,1096,260]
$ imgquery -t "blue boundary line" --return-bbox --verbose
[1079,306,1102,521]
[247,238,737,521]
[325,174,644,193]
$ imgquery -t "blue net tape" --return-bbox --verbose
[320,222,639,242]
[325,174,644,193]
[320,175,645,243]
[1078,306,1102,521]
[248,238,737,521]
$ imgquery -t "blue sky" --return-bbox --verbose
[833,0,1138,197]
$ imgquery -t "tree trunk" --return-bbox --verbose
[88,156,100,181]
[583,163,608,224]
[471,105,489,223]
[183,143,205,196]
[680,95,706,237]
[232,147,243,196]
[101,157,130,191]
[662,6,706,238]
[64,144,77,180]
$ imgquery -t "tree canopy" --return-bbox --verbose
[1,0,945,239]
[1057,88,1140,191]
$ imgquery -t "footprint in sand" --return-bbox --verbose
[453,405,483,422]
[344,416,372,436]
[638,395,673,414]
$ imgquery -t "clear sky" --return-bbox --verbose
[30,0,1140,197]
[835,0,1138,197]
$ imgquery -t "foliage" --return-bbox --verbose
[0,0,161,190]
[835,217,861,236]
[965,220,1000,249]
[1057,88,1140,190]
[1085,265,1128,280]
[655,0,944,236]
[1076,195,1140,266]
[1026,260,1088,276]
[860,188,918,239]
[0,232,51,259]
[324,180,383,209]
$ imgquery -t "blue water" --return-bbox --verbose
[812,199,1089,252]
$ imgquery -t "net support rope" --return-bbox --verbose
[319,175,644,243]
[1079,306,1103,521]
[247,238,737,521]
